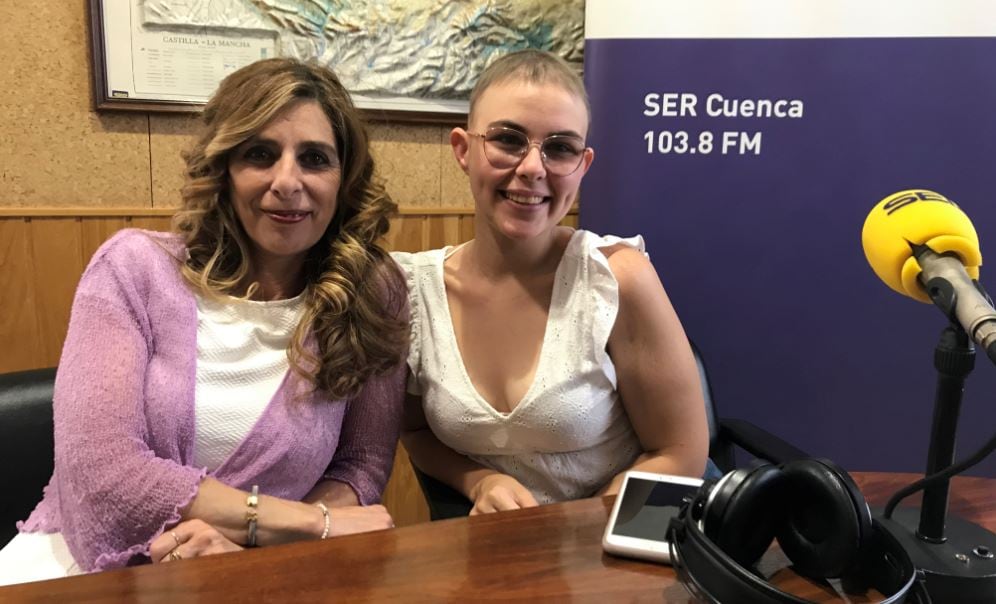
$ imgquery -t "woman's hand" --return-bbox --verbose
[468,474,539,515]
[151,519,243,563]
[327,505,395,537]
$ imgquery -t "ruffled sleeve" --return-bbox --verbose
[580,231,647,389]
[389,251,423,395]
[20,230,206,572]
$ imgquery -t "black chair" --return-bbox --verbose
[411,468,474,521]
[0,367,57,548]
[412,341,809,521]
[689,340,808,473]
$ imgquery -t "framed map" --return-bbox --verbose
[88,0,584,123]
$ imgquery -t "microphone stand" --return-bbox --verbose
[876,325,996,602]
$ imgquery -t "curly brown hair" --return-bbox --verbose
[173,57,407,400]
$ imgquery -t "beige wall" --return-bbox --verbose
[0,1,474,211]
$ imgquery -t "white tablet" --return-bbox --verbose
[602,471,704,564]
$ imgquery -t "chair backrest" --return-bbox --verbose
[688,339,719,449]
[411,465,473,521]
[688,340,736,473]
[0,367,57,547]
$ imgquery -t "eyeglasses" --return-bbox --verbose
[468,127,588,176]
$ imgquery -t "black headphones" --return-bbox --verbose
[666,459,931,603]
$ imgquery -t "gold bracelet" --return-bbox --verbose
[316,502,330,540]
[246,485,259,547]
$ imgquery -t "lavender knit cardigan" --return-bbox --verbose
[18,229,406,572]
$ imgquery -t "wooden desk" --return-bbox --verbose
[2,472,993,603]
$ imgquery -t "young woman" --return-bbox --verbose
[395,50,709,515]
[0,58,407,583]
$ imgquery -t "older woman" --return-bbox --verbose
[0,58,408,583]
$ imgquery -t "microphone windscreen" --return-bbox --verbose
[862,190,981,303]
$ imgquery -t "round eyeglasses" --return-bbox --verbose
[468,126,588,176]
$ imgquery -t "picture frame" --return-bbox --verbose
[88,0,583,125]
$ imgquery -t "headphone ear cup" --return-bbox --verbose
[776,459,872,578]
[705,465,787,568]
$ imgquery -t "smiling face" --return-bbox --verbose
[227,99,341,274]
[452,79,594,242]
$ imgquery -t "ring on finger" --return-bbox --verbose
[170,531,182,548]
[168,548,183,562]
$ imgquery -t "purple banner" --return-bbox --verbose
[582,37,996,477]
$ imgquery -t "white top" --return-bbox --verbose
[193,292,305,471]
[393,230,645,504]
[0,533,81,585]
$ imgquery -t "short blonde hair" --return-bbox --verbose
[174,58,407,399]
[468,49,591,126]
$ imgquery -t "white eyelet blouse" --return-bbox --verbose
[393,230,645,503]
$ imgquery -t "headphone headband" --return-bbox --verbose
[666,470,930,603]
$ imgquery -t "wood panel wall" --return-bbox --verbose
[0,209,578,528]
[0,209,481,373]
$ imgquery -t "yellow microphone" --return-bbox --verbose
[862,189,996,363]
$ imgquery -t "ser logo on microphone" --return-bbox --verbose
[883,190,957,215]
[863,189,996,364]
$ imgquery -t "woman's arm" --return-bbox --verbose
[182,352,412,542]
[401,393,538,514]
[53,282,212,571]
[181,478,324,545]
[163,368,411,545]
[322,353,407,505]
[147,359,407,546]
[598,245,710,496]
[303,480,360,507]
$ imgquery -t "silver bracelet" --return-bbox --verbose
[246,485,259,547]
[316,502,330,540]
